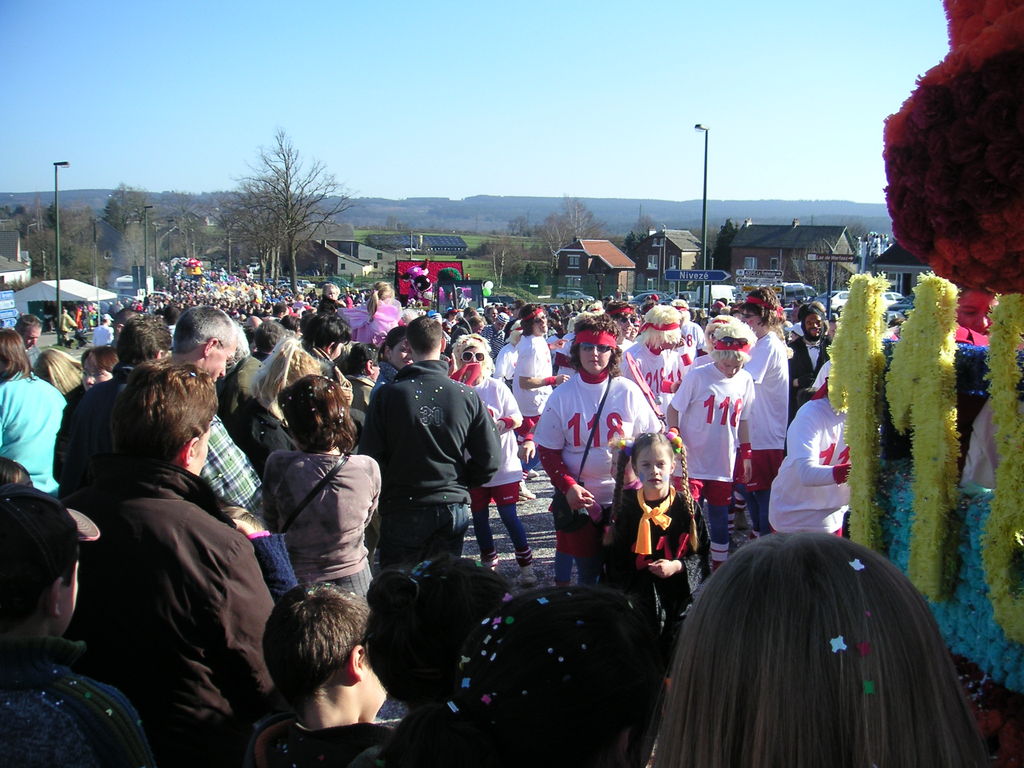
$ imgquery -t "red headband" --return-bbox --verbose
[608,305,635,317]
[575,330,618,348]
[714,338,751,353]
[744,295,785,318]
[639,321,680,332]
[524,307,545,321]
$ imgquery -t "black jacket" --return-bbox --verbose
[358,359,500,506]
[788,335,830,421]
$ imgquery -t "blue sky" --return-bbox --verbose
[4,0,950,204]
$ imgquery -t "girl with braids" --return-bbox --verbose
[737,287,790,537]
[667,317,757,570]
[450,333,536,586]
[535,313,661,585]
[344,281,401,347]
[605,431,706,660]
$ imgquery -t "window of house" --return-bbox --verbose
[567,276,581,289]
[647,278,655,290]
[668,255,678,270]
[744,257,758,270]
[647,254,658,270]
[567,255,580,268]
[654,238,664,248]
[769,257,779,270]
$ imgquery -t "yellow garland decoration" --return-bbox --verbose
[829,273,889,549]
[885,274,960,601]
[983,293,1024,644]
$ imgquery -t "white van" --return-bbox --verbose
[779,283,817,303]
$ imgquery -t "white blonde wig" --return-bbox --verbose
[452,332,495,378]
[636,304,682,351]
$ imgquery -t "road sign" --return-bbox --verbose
[0,308,18,319]
[664,269,731,282]
[0,299,14,311]
[806,253,857,263]
[735,269,784,280]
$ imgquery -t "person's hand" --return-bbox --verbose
[519,439,536,463]
[647,559,683,578]
[565,484,595,510]
[555,374,570,386]
[738,457,753,485]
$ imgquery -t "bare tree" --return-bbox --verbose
[537,196,604,269]
[239,129,352,293]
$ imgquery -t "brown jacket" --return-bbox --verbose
[65,454,277,768]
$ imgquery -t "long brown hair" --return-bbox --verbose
[654,534,988,768]
[569,313,622,377]
[0,328,31,383]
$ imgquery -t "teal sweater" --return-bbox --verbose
[0,636,155,767]
[0,374,66,494]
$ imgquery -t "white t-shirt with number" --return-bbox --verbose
[513,334,553,417]
[622,344,686,412]
[769,397,849,533]
[535,376,661,506]
[744,332,789,450]
[670,363,755,482]
[473,377,525,488]
[677,320,705,367]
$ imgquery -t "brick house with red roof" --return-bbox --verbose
[555,239,635,298]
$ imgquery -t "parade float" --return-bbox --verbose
[829,1,1024,761]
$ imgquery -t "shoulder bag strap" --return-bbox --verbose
[576,377,614,486]
[280,456,349,533]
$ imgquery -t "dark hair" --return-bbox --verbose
[0,457,31,486]
[740,287,783,332]
[272,302,288,317]
[379,325,408,357]
[116,315,172,365]
[406,315,443,355]
[112,360,218,462]
[317,297,342,315]
[82,345,118,374]
[568,313,622,377]
[655,534,988,768]
[365,555,509,707]
[0,328,31,382]
[14,314,41,336]
[344,342,378,377]
[302,313,351,351]
[161,304,182,326]
[278,374,355,454]
[113,308,138,328]
[517,304,546,336]
[263,583,369,710]
[279,314,300,333]
[254,319,290,355]
[377,586,664,768]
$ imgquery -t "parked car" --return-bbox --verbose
[630,291,664,306]
[885,296,914,322]
[813,290,851,312]
[780,282,818,303]
[881,291,904,307]
[555,289,595,301]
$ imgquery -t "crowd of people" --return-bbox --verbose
[0,278,992,767]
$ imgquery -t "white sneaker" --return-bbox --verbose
[519,481,537,500]
[518,564,538,587]
[525,470,540,480]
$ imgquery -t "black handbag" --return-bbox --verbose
[550,378,612,533]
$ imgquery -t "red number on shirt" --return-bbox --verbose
[819,444,850,466]
[703,395,743,427]
[567,411,624,447]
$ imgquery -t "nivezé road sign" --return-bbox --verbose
[664,269,731,282]
[806,253,857,263]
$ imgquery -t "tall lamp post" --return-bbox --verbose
[142,204,154,297]
[53,161,70,336]
[694,124,709,305]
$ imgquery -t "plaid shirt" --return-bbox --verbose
[202,416,263,513]
[481,324,507,359]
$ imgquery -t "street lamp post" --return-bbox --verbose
[694,124,709,306]
[53,161,70,339]
[142,204,154,297]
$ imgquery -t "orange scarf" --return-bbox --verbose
[633,489,674,556]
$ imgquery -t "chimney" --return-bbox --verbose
[743,218,753,228]
[792,218,800,227]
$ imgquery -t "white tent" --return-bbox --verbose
[14,279,118,314]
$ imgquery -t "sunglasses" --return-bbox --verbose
[461,351,487,362]
[741,312,760,319]
[580,343,613,354]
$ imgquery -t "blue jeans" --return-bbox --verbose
[379,502,471,569]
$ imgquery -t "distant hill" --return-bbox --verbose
[1,190,892,236]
